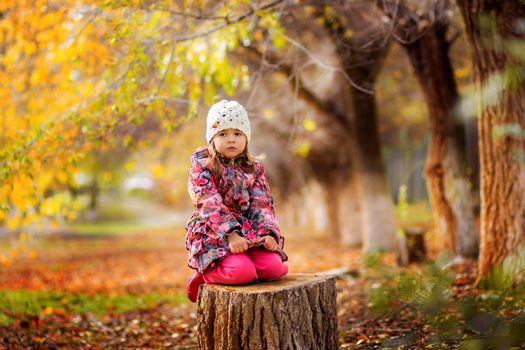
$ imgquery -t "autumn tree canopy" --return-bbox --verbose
[0,0,286,230]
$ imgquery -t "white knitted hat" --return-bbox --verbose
[206,100,251,143]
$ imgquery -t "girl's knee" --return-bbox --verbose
[229,263,258,284]
[204,255,258,285]
[257,259,288,281]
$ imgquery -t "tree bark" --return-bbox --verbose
[323,178,362,246]
[457,0,525,276]
[197,274,338,350]
[316,1,398,252]
[401,20,479,257]
[349,84,398,251]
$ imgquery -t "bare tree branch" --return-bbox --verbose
[136,96,192,106]
[282,35,374,95]
[151,40,175,99]
[135,1,289,113]
[309,2,390,88]
[240,45,352,131]
[171,0,288,44]
[378,0,454,45]
[136,5,229,21]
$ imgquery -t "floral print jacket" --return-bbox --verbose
[185,149,287,273]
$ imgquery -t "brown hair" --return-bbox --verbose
[205,143,256,179]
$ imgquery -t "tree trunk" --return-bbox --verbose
[402,21,479,257]
[197,274,338,350]
[337,179,363,246]
[324,178,362,246]
[398,227,428,265]
[323,183,341,239]
[457,0,525,276]
[312,2,398,252]
[349,84,398,252]
[279,181,332,236]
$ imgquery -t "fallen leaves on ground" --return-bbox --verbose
[1,302,199,349]
[0,228,497,349]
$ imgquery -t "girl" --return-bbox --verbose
[185,100,288,302]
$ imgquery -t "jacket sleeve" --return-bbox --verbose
[188,159,241,240]
[249,163,284,245]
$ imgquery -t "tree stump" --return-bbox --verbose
[398,226,428,265]
[197,274,338,350]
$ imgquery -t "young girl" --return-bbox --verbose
[185,100,288,302]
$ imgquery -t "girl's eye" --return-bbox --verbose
[235,132,242,136]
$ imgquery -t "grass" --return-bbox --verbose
[70,202,147,235]
[69,198,184,235]
[0,289,186,325]
[69,222,183,237]
[70,222,150,235]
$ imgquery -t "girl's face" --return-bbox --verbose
[212,128,247,158]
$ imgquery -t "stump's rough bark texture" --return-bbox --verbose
[197,274,338,350]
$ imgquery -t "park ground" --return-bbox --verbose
[0,201,483,349]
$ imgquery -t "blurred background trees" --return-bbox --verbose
[1,0,524,279]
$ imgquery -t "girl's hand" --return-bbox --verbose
[263,236,278,251]
[227,231,249,254]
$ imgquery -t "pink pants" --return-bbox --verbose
[203,247,288,285]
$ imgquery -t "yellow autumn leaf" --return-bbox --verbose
[9,248,18,258]
[302,119,317,132]
[6,216,21,230]
[152,164,164,178]
[454,67,469,79]
[29,250,38,260]
[66,210,78,221]
[72,200,83,210]
[263,109,274,120]
[56,171,68,184]
[25,41,38,55]
[0,255,11,266]
[102,172,112,182]
[294,142,311,158]
[254,29,264,42]
[125,161,136,172]
[41,197,61,216]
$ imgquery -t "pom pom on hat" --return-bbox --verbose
[206,100,251,143]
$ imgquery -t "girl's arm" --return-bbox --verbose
[249,163,284,247]
[188,158,241,240]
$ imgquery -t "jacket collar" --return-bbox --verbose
[217,152,247,166]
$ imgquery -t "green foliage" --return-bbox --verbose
[396,184,409,221]
[364,251,525,348]
[0,289,185,325]
[478,249,525,292]
[366,255,453,317]
[71,221,160,235]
